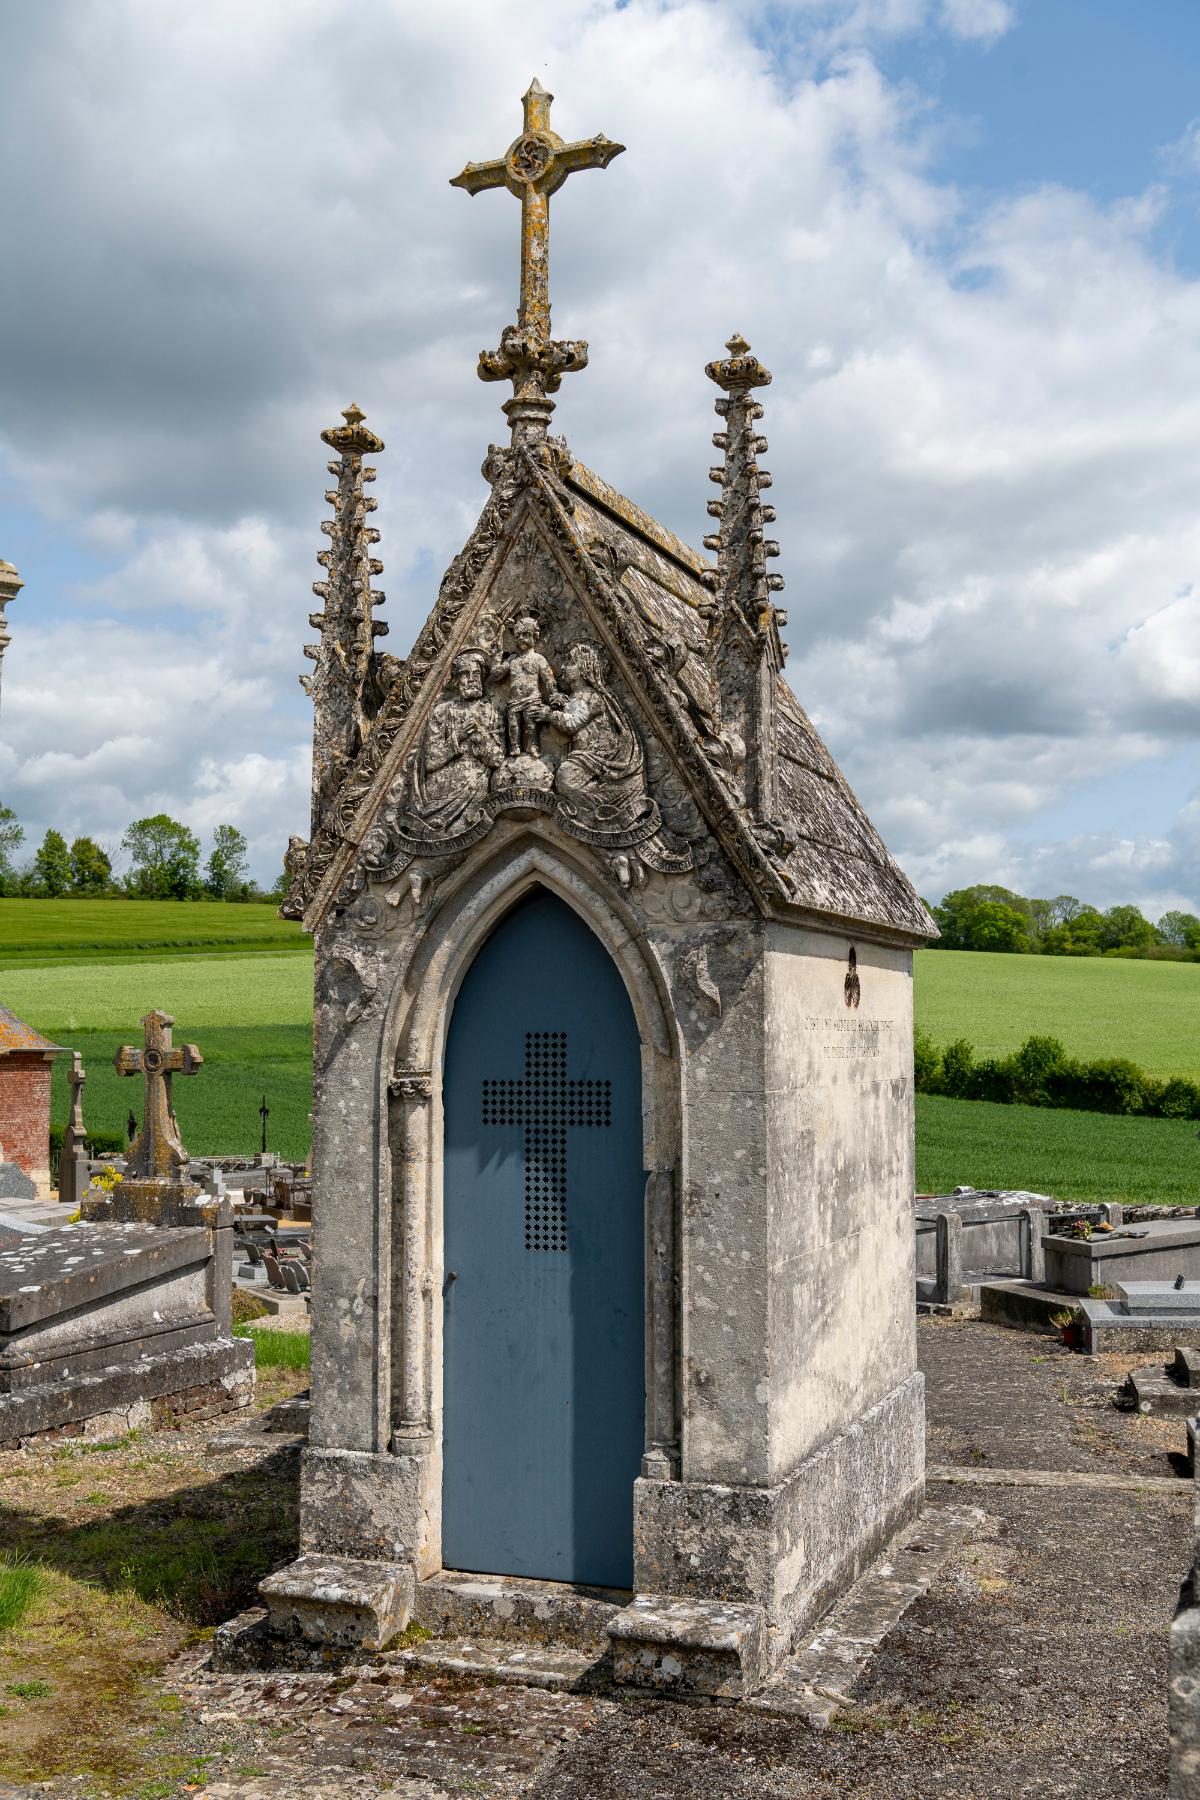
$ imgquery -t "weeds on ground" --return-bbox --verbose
[0,1559,43,1635]
[233,1326,310,1370]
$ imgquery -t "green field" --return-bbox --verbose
[916,1094,1200,1206]
[0,903,313,1158]
[1,926,314,1160]
[0,898,308,966]
[2,902,1198,1191]
[915,948,1200,1079]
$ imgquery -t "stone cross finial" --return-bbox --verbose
[450,81,624,444]
[114,1010,203,1180]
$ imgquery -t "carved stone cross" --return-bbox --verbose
[65,1052,86,1153]
[450,80,624,344]
[114,1010,203,1180]
[481,1029,612,1253]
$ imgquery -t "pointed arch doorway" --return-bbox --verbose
[441,887,645,1589]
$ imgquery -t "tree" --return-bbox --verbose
[1158,910,1200,950]
[932,885,1033,951]
[121,814,201,899]
[204,824,249,900]
[33,828,71,896]
[1099,904,1156,953]
[1050,895,1084,926]
[70,836,112,895]
[968,901,1029,954]
[0,805,23,891]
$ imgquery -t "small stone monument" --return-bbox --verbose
[83,1010,207,1226]
[263,82,935,1691]
[57,1052,91,1211]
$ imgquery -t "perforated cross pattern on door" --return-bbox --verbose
[481,1030,612,1251]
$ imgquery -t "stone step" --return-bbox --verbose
[1122,1364,1200,1417]
[396,1636,605,1692]
[412,1568,625,1651]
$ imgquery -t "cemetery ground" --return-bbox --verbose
[0,1312,1188,1800]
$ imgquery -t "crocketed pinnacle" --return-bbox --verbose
[302,404,388,833]
[703,334,786,640]
[701,337,789,834]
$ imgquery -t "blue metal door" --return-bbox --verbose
[442,888,644,1589]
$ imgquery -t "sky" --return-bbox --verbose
[0,0,1198,912]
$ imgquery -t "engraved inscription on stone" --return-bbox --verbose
[803,1016,894,1061]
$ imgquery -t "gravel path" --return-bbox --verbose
[5,1317,1191,1798]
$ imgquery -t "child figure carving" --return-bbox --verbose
[490,614,561,791]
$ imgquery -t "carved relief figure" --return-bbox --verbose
[492,615,560,759]
[539,642,649,832]
[406,652,504,832]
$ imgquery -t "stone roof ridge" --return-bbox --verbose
[0,1003,65,1057]
[565,461,714,586]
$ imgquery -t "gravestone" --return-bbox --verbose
[82,1010,207,1226]
[57,1051,91,1211]
[263,82,934,1692]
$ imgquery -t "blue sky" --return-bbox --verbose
[0,0,1197,911]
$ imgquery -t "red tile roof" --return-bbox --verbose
[0,1003,65,1057]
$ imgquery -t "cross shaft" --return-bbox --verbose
[451,80,624,342]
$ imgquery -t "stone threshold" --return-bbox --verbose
[388,1504,983,1715]
[929,1463,1189,1495]
[746,1502,984,1727]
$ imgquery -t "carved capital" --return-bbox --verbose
[390,1069,433,1101]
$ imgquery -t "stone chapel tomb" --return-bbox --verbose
[265,81,936,1696]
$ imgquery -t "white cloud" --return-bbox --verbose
[0,0,1194,908]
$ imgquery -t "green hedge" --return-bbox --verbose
[46,1125,126,1163]
[914,1030,1200,1120]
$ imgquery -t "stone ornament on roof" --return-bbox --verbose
[450,80,624,447]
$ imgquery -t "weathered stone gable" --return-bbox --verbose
[285,435,933,948]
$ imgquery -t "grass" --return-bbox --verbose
[0,1560,43,1635]
[0,947,314,1159]
[0,1382,306,1790]
[915,948,1200,1080]
[0,898,308,967]
[916,1092,1200,1205]
[234,1326,311,1370]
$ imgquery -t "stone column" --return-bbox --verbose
[390,1071,434,1444]
[643,1167,678,1479]
[935,1211,963,1305]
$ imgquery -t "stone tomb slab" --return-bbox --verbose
[0,1220,253,1446]
[0,1221,216,1389]
[1043,1220,1200,1296]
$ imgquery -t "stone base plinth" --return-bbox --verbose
[608,1594,767,1699]
[634,1373,925,1665]
[299,1440,437,1571]
[0,1336,254,1449]
[259,1552,414,1651]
